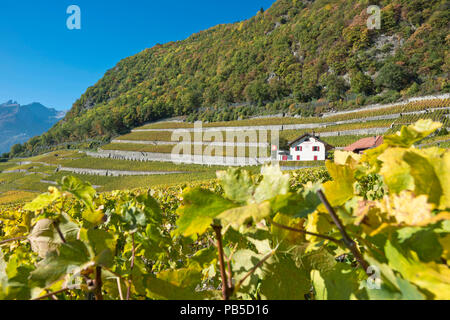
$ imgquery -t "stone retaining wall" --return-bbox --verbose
[322,94,450,118]
[112,139,269,147]
[90,127,391,165]
[86,150,272,166]
[280,166,318,171]
[57,166,187,177]
[132,106,449,134]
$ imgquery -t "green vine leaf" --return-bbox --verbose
[218,201,271,230]
[384,119,442,148]
[143,266,210,300]
[385,240,450,299]
[217,168,255,204]
[30,240,91,288]
[23,187,61,212]
[253,165,290,203]
[175,188,237,237]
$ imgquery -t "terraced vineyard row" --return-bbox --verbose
[102,143,270,157]
[110,120,395,148]
[0,163,229,195]
[139,98,450,129]
[0,152,264,198]
[392,109,449,127]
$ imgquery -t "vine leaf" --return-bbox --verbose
[175,188,237,237]
[396,226,443,262]
[23,187,61,212]
[323,161,355,206]
[60,176,104,225]
[311,263,361,300]
[217,168,255,204]
[378,148,414,194]
[30,240,91,288]
[304,211,333,244]
[218,201,271,230]
[259,255,310,300]
[270,213,305,245]
[28,213,79,258]
[60,176,96,210]
[253,165,290,203]
[136,194,163,224]
[383,191,434,226]
[403,148,448,208]
[384,119,442,148]
[79,229,116,267]
[232,249,272,297]
[363,255,425,300]
[1,253,33,300]
[120,203,147,231]
[271,182,322,218]
[385,240,450,299]
[143,266,209,300]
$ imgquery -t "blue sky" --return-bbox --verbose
[0,0,276,111]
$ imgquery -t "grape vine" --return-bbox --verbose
[0,119,449,300]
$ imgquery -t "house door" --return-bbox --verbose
[314,156,318,161]
[297,155,300,161]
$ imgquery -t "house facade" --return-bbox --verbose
[344,136,384,154]
[278,133,333,161]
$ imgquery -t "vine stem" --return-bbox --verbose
[126,233,135,300]
[32,287,72,300]
[225,244,237,290]
[94,266,103,300]
[116,278,124,300]
[52,221,66,244]
[102,266,129,296]
[236,249,275,290]
[269,219,341,244]
[0,236,27,245]
[212,224,233,300]
[102,266,128,300]
[317,190,370,274]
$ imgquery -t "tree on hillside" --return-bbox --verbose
[320,74,349,102]
[10,144,24,157]
[375,62,412,91]
[244,80,270,105]
[351,71,374,95]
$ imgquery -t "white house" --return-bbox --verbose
[277,133,333,161]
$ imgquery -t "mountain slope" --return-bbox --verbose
[15,0,450,156]
[0,101,65,154]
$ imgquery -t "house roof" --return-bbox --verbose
[288,133,334,149]
[344,136,384,152]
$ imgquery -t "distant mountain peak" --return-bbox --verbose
[1,100,19,107]
[0,101,65,153]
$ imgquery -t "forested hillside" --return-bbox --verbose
[14,0,449,156]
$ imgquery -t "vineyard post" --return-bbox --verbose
[212,223,233,300]
[317,190,370,274]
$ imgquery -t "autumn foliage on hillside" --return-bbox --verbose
[14,0,450,156]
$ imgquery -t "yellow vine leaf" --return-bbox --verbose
[385,241,450,299]
[384,191,434,226]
